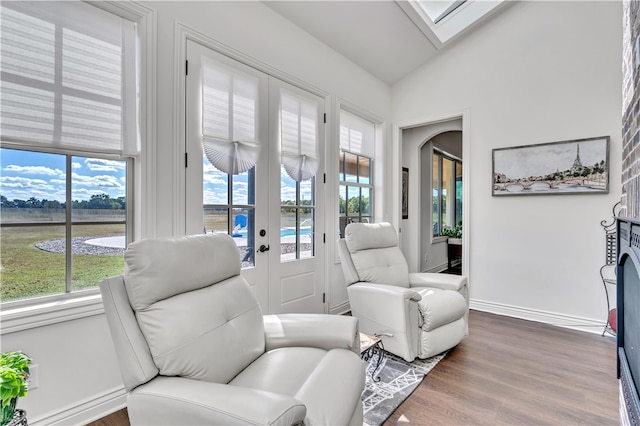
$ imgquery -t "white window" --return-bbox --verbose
[339,109,375,238]
[0,2,139,306]
[432,150,462,236]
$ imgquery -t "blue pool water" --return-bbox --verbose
[233,227,312,238]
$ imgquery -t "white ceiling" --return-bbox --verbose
[262,0,508,85]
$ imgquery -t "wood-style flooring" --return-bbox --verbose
[87,310,618,426]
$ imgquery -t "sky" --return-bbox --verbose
[1,148,313,205]
[1,148,126,202]
[493,137,608,180]
[202,156,312,206]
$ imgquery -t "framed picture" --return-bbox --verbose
[492,136,609,196]
[402,167,409,219]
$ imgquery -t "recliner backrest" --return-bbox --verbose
[342,222,410,288]
[123,233,265,384]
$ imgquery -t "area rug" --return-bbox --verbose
[362,350,447,426]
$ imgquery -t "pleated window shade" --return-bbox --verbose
[202,62,258,143]
[280,90,319,182]
[339,109,375,157]
[0,1,138,155]
[201,58,260,174]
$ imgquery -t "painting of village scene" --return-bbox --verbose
[492,136,609,196]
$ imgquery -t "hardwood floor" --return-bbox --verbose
[386,310,618,425]
[88,310,618,426]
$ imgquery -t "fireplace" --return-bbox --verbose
[617,217,640,425]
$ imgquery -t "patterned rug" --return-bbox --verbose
[362,350,447,426]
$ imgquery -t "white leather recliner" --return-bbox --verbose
[100,233,365,425]
[338,222,468,362]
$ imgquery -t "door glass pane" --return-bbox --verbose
[204,157,229,205]
[281,165,296,205]
[232,171,250,205]
[339,151,345,181]
[299,207,313,259]
[232,207,254,267]
[203,207,227,233]
[281,206,296,262]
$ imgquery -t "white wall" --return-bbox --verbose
[393,0,623,330]
[2,2,391,424]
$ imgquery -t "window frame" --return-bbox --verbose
[338,149,374,238]
[432,149,462,237]
[0,145,133,309]
[0,1,155,334]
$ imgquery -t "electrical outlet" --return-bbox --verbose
[27,364,39,390]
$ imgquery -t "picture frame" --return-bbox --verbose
[402,167,409,219]
[492,136,609,196]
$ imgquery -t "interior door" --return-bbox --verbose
[185,41,325,314]
[185,40,270,309]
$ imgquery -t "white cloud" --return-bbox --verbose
[72,162,82,169]
[84,158,125,172]
[0,176,62,201]
[3,165,64,176]
[72,172,124,190]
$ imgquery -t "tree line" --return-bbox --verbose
[0,194,125,210]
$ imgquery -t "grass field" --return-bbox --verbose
[2,209,311,302]
[1,224,125,302]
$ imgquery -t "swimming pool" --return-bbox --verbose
[233,227,312,238]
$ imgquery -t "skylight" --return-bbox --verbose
[416,0,466,24]
[397,0,506,48]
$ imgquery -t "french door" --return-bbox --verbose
[185,40,325,313]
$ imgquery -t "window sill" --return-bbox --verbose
[432,236,448,244]
[1,294,105,335]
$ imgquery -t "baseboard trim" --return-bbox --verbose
[470,299,607,335]
[29,386,126,426]
[329,300,350,315]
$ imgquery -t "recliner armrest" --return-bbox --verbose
[128,376,306,426]
[409,272,467,292]
[264,314,360,354]
[349,282,422,302]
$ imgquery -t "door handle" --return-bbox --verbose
[257,244,270,253]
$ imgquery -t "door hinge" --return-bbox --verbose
[323,293,326,303]
[323,113,326,124]
[323,173,326,184]
[185,60,188,76]
[323,233,326,243]
[185,152,188,168]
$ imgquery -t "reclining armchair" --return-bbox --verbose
[100,233,365,425]
[338,222,468,362]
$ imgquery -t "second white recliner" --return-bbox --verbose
[338,222,468,362]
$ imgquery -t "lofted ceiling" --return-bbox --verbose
[262,0,508,85]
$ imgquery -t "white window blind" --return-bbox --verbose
[0,1,138,155]
[340,109,375,157]
[280,90,319,182]
[201,57,261,175]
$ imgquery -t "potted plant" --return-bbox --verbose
[440,223,462,244]
[0,351,31,426]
